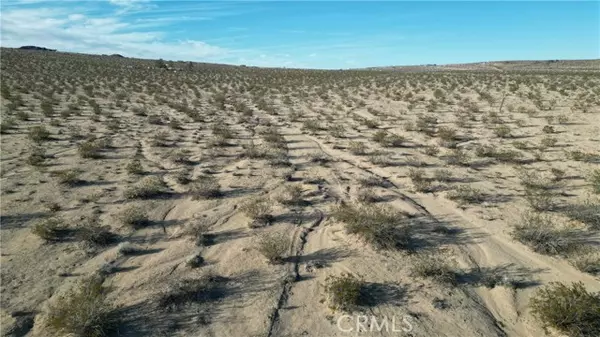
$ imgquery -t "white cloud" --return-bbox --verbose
[0,6,228,61]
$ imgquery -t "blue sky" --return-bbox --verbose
[1,1,598,69]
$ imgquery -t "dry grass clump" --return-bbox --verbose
[563,199,600,229]
[447,185,485,205]
[529,282,600,337]
[510,211,577,255]
[276,184,305,206]
[356,187,380,203]
[331,203,413,250]
[433,169,452,182]
[241,197,274,227]
[568,248,600,275]
[324,273,364,311]
[348,141,368,155]
[78,139,107,159]
[118,205,149,229]
[408,168,433,193]
[44,275,118,337]
[409,253,457,286]
[53,169,82,186]
[190,176,222,199]
[255,232,290,264]
[123,176,165,199]
[373,130,405,147]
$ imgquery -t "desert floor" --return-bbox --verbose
[1,49,599,337]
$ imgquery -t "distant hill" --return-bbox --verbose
[19,46,56,52]
[367,59,600,73]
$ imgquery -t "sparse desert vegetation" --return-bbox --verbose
[1,48,599,337]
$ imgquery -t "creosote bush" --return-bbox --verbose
[123,176,165,199]
[45,275,118,337]
[324,273,364,311]
[125,159,144,175]
[410,254,457,286]
[255,232,290,264]
[158,273,227,311]
[331,203,413,250]
[529,282,600,337]
[28,125,51,143]
[32,217,68,241]
[447,185,485,205]
[190,176,222,199]
[241,197,274,227]
[119,205,149,229]
[511,211,576,255]
[54,169,82,186]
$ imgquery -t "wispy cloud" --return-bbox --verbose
[0,3,228,61]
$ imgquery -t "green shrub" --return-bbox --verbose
[45,275,117,337]
[529,282,600,337]
[324,273,363,311]
[255,232,290,264]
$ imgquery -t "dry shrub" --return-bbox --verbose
[511,211,576,255]
[324,273,364,311]
[529,282,600,337]
[157,274,228,311]
[241,197,274,227]
[53,169,82,186]
[410,253,457,286]
[331,203,413,250]
[45,275,118,337]
[28,125,51,143]
[32,217,68,241]
[119,205,149,229]
[255,232,290,264]
[190,176,222,199]
[447,185,485,205]
[123,176,165,199]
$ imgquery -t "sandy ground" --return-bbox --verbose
[1,49,599,337]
